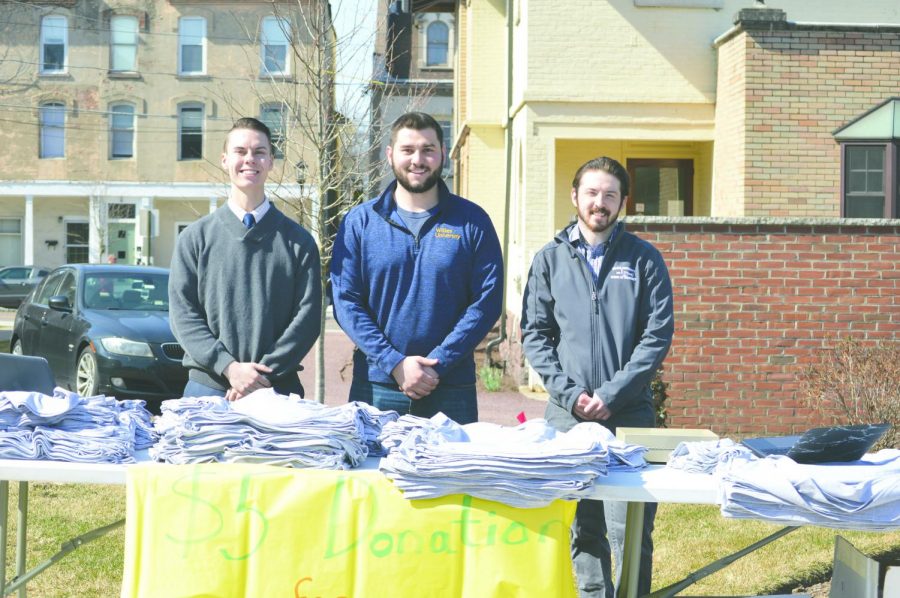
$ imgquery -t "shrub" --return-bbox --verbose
[799,337,899,449]
[651,369,669,428]
[478,365,503,392]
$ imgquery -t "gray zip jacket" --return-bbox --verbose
[521,222,674,431]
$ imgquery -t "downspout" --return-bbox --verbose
[484,0,515,368]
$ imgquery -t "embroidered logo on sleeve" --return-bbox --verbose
[610,264,637,281]
[434,226,461,240]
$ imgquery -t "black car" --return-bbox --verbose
[10,265,187,412]
[0,266,50,308]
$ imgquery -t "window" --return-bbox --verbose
[426,21,449,66]
[35,270,67,305]
[179,17,206,75]
[626,159,694,216]
[57,271,76,307]
[844,145,887,218]
[108,203,136,219]
[0,219,23,266]
[39,102,65,158]
[40,16,67,74]
[178,104,203,160]
[438,119,452,174]
[65,221,89,264]
[260,103,286,159]
[110,16,138,72]
[110,104,135,158]
[261,16,291,76]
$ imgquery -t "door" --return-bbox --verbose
[108,222,136,264]
[627,159,694,216]
[18,269,66,354]
[41,270,78,381]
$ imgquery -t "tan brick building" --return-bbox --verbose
[0,0,329,268]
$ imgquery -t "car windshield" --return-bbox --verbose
[83,273,169,311]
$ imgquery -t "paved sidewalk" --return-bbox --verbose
[300,318,549,427]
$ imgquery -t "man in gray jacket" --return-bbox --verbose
[169,117,321,400]
[521,156,674,598]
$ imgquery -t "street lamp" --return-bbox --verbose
[295,159,308,193]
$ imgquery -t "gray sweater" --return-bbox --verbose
[169,204,322,391]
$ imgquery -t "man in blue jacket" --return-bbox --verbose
[521,156,674,598]
[330,112,503,424]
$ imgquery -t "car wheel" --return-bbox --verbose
[11,339,23,356]
[76,347,100,397]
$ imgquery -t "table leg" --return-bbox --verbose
[15,482,26,598]
[0,481,8,597]
[616,501,645,598]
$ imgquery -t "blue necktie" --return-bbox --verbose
[242,213,256,229]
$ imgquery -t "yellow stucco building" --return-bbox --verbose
[452,0,900,325]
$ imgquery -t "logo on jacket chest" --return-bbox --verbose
[609,263,637,281]
[434,226,461,240]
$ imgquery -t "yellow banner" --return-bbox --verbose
[122,463,577,598]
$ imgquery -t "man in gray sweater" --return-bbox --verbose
[169,117,321,400]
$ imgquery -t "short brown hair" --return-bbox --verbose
[572,156,630,198]
[389,111,443,147]
[223,117,272,152]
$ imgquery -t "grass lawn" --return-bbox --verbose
[2,482,898,597]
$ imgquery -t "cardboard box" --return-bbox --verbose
[615,427,719,464]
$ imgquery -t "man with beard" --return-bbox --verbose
[330,112,503,424]
[521,156,674,598]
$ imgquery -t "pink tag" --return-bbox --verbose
[516,411,527,424]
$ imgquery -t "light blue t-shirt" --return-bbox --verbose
[395,206,438,239]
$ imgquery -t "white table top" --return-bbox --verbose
[0,455,719,505]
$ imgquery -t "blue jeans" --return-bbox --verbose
[183,377,303,398]
[348,380,478,424]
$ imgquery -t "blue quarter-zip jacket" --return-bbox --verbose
[330,179,504,386]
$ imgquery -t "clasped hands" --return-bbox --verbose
[223,361,273,401]
[573,391,611,421]
[392,356,440,400]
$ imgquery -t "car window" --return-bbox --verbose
[83,272,169,311]
[0,268,31,281]
[34,270,67,305]
[56,272,76,306]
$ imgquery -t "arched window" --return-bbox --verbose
[426,21,449,66]
[110,103,135,158]
[178,103,204,160]
[39,102,65,158]
[179,17,207,75]
[110,15,138,72]
[40,16,67,74]
[261,16,291,75]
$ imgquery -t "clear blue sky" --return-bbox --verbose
[332,1,377,123]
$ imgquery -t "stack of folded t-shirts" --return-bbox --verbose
[0,388,157,463]
[151,390,384,469]
[718,449,900,530]
[667,439,753,475]
[345,401,399,457]
[379,413,646,508]
[379,414,432,453]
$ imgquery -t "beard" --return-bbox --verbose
[578,204,621,234]
[393,159,443,194]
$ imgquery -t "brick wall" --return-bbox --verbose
[716,22,900,217]
[632,218,900,437]
[508,218,900,439]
